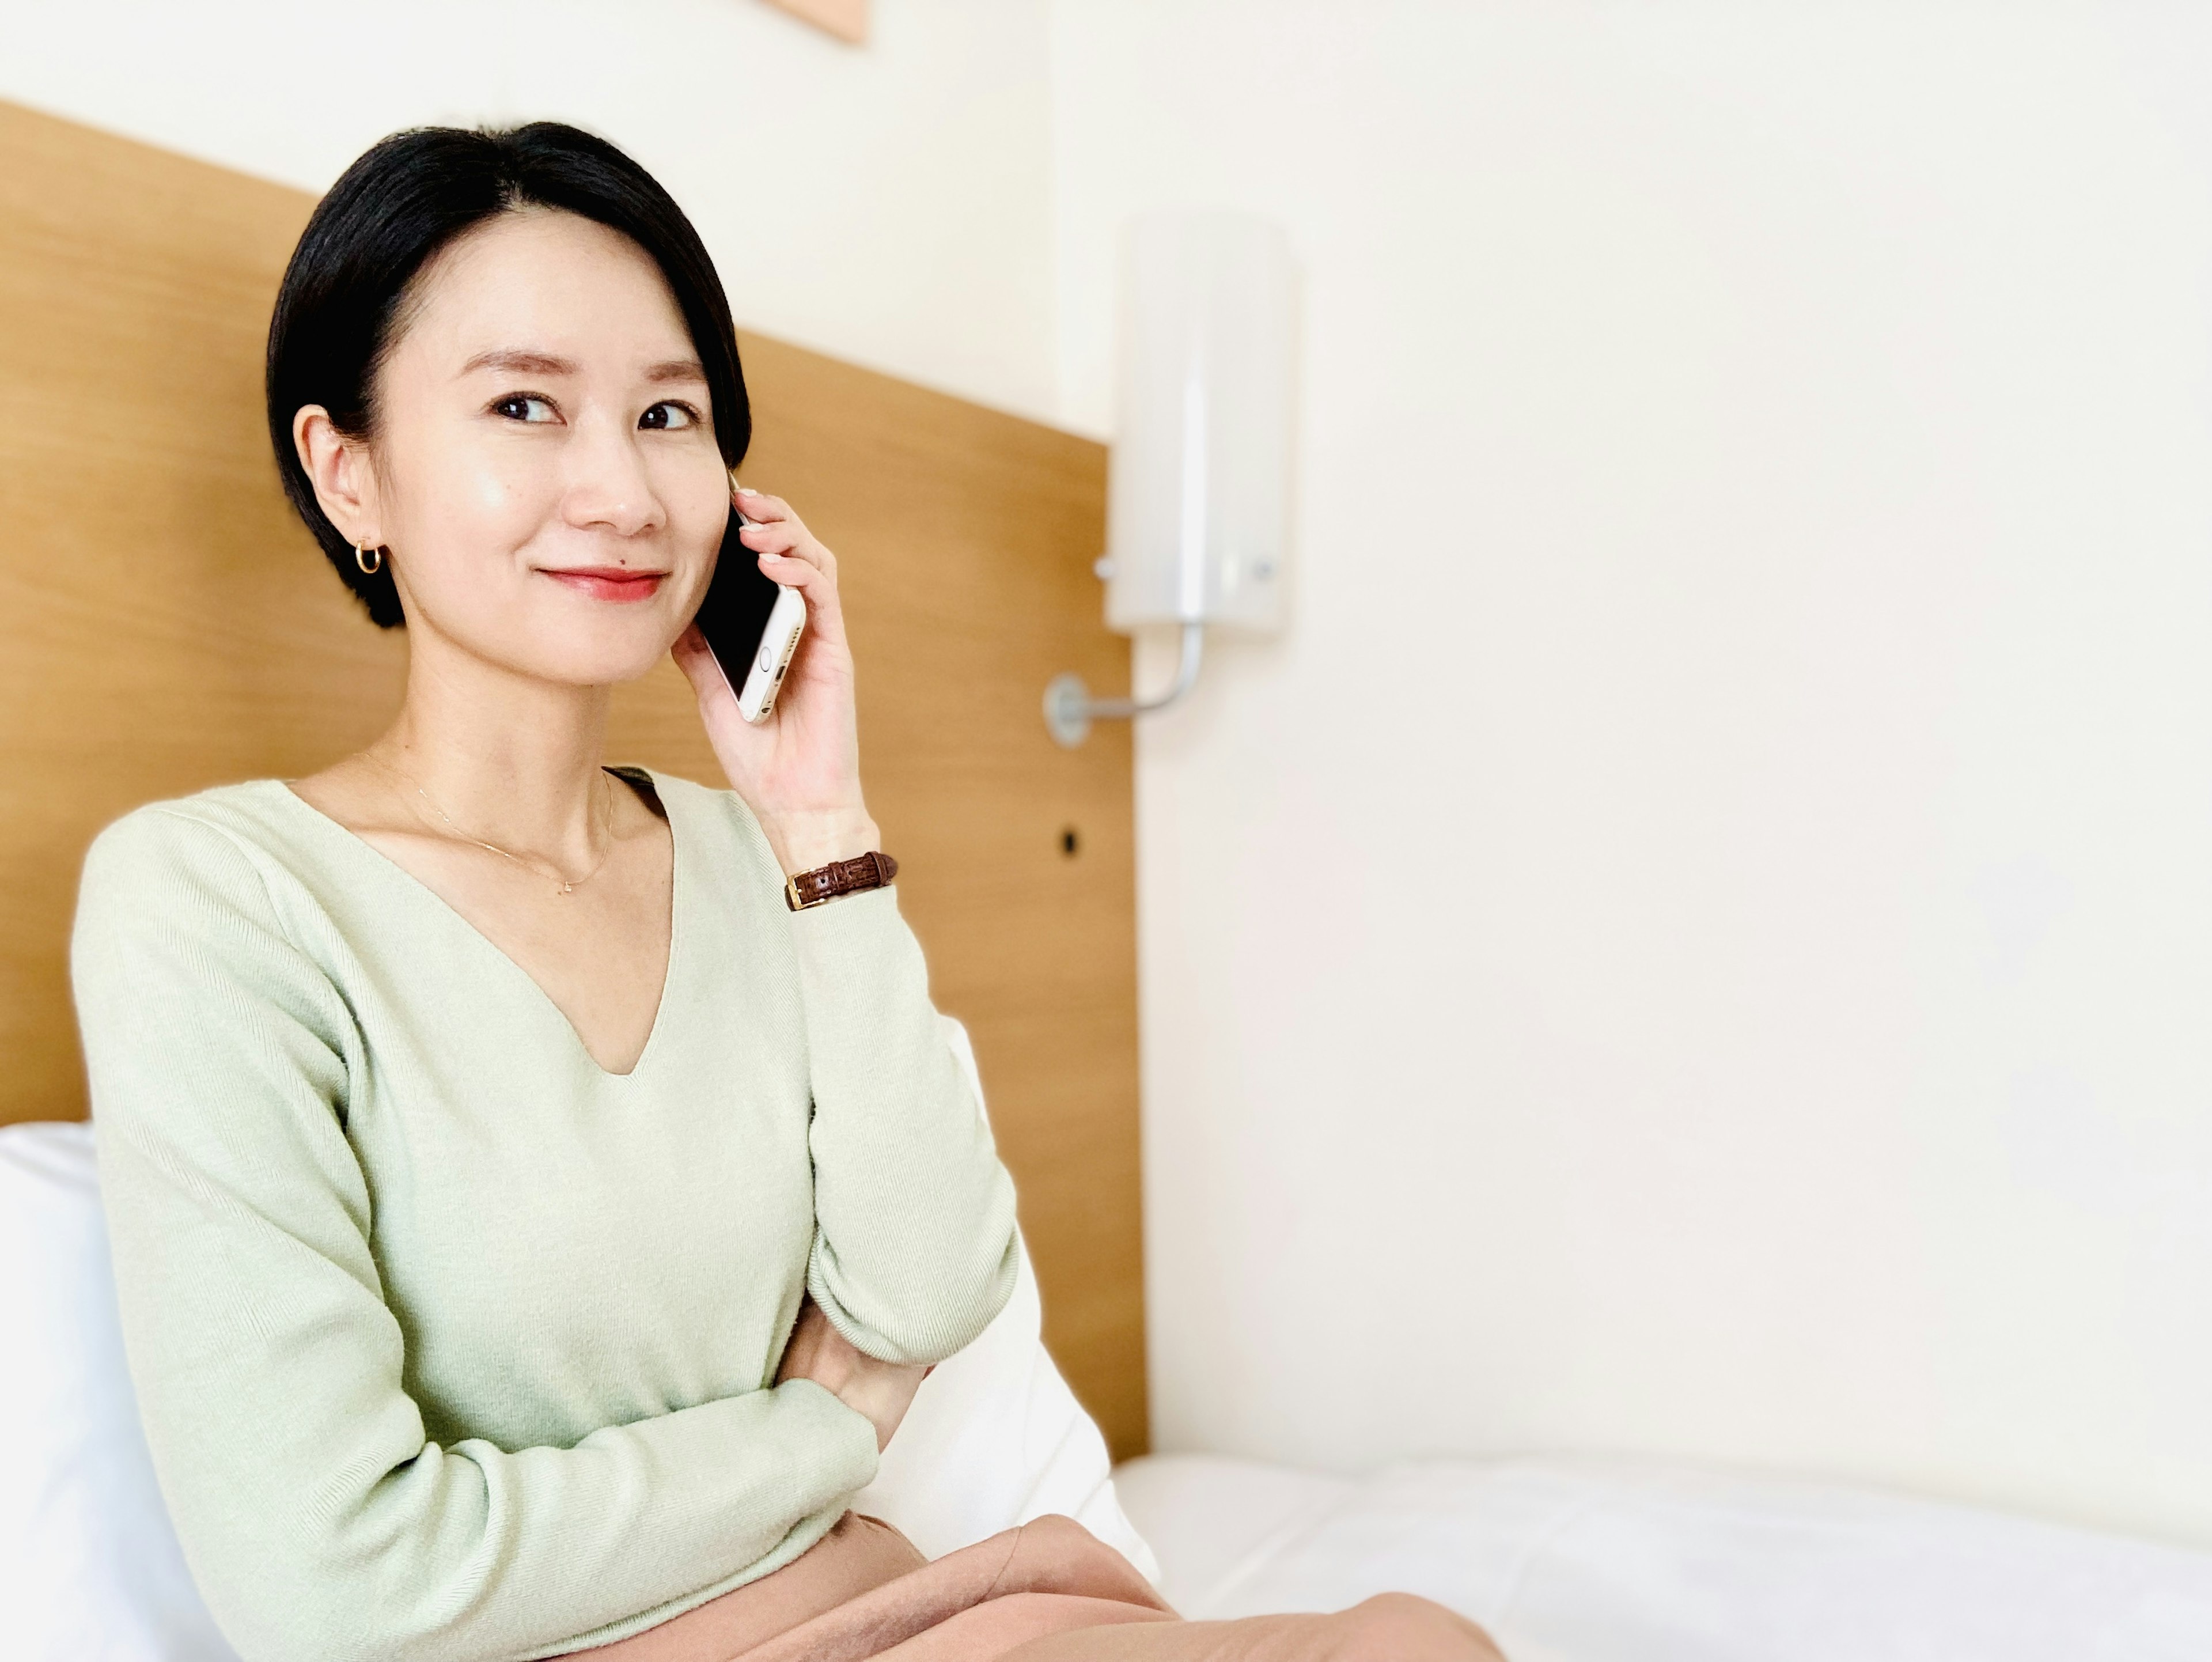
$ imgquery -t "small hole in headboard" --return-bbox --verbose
[1060,826,1081,857]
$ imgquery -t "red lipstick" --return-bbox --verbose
[541,566,666,603]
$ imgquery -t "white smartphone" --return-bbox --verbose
[694,503,808,725]
[736,582,807,724]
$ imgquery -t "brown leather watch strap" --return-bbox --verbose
[785,850,899,911]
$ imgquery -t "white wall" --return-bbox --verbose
[0,0,1060,422]
[13,0,2212,1556]
[1050,1,2212,1550]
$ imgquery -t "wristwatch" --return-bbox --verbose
[785,850,899,911]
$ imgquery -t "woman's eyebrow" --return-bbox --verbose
[461,349,577,377]
[456,350,704,384]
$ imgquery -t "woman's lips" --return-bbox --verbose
[541,566,667,603]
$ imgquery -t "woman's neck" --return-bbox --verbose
[367,630,616,866]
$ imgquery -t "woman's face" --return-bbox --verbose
[359,208,728,686]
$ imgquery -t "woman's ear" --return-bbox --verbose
[292,404,382,549]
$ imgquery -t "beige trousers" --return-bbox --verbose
[570,1512,1499,1662]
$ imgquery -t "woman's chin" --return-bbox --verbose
[552,632,686,688]
[476,616,690,690]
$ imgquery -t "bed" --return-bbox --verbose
[6,95,2210,1662]
[1112,1452,2212,1661]
[14,1114,2212,1662]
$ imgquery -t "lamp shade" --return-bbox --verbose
[1105,209,1296,633]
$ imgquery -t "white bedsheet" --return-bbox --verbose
[15,1107,2209,1662]
[1113,1452,2212,1662]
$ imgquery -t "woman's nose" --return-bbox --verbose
[561,412,664,539]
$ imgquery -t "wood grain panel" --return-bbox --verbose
[0,102,411,1133]
[0,99,1146,1457]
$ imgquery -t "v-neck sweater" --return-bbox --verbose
[69,771,1020,1662]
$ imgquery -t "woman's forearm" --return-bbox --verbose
[787,888,1020,1366]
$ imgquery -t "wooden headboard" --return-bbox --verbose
[0,100,1146,1459]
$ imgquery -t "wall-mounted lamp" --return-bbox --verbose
[1046,209,1297,747]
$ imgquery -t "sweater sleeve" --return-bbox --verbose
[788,885,1020,1366]
[71,809,882,1662]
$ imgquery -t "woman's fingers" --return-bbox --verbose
[737,487,838,579]
[739,510,849,647]
[740,518,836,581]
[732,507,846,638]
[769,1296,920,1448]
[755,548,827,593]
[830,1349,929,1452]
[734,484,791,522]
[760,556,851,658]
[775,1297,847,1389]
[687,487,869,849]
[737,517,802,558]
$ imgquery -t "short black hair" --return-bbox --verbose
[265,122,749,627]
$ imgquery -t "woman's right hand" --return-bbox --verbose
[775,1296,928,1452]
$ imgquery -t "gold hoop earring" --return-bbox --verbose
[355,543,384,576]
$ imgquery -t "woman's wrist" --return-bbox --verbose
[761,807,881,877]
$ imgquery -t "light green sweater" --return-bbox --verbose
[70,771,1019,1662]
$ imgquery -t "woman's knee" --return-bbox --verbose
[1332,1593,1502,1661]
[1017,1514,1100,1555]
[999,1513,1168,1610]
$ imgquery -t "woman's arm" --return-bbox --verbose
[777,1295,929,1449]
[676,484,1020,1367]
[73,811,881,1662]
[786,888,1020,1363]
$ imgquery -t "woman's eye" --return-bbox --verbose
[491,394,558,424]
[639,402,700,431]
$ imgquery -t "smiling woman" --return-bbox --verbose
[304,230,719,646]
[66,122,1497,1662]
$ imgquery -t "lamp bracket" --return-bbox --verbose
[1044,622,1205,748]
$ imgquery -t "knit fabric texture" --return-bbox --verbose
[70,771,1018,1662]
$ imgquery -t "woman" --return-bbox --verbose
[72,123,1499,1662]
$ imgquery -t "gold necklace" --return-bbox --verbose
[387,761,615,898]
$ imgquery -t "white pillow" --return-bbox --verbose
[857,1021,1158,1577]
[0,1120,239,1662]
[0,1024,1154,1661]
